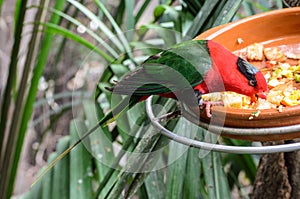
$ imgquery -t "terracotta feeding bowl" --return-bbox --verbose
[192,8,300,141]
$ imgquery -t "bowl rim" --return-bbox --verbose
[192,7,300,140]
[195,7,300,41]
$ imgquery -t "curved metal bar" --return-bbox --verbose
[180,107,300,136]
[146,96,300,154]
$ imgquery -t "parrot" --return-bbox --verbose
[106,39,268,118]
[34,40,268,183]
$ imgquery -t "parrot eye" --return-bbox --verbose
[249,80,257,87]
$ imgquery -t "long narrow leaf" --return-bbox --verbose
[39,22,114,62]
[0,0,4,14]
[139,24,177,47]
[93,0,134,62]
[199,0,227,32]
[124,134,170,199]
[0,0,29,198]
[83,100,115,198]
[52,0,83,66]
[41,153,56,199]
[202,134,231,199]
[183,0,219,39]
[122,100,178,198]
[20,150,57,199]
[113,0,125,27]
[135,0,151,24]
[17,0,66,195]
[241,1,256,16]
[13,0,22,30]
[145,170,166,199]
[183,147,202,198]
[124,0,135,41]
[3,1,50,198]
[213,0,243,26]
[166,119,191,199]
[67,0,124,52]
[69,120,94,199]
[52,136,70,199]
[94,113,147,198]
[0,0,28,158]
[46,6,120,58]
[105,127,162,198]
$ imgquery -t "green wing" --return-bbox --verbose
[112,40,212,96]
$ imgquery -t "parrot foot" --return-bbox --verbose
[194,90,223,118]
[200,100,224,118]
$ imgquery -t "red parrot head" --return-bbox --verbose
[235,57,269,102]
[205,40,269,101]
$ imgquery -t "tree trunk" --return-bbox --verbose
[251,140,300,199]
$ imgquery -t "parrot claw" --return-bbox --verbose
[194,90,223,118]
[200,100,224,118]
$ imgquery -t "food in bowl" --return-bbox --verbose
[202,42,300,114]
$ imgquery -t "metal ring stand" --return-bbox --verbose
[145,96,300,154]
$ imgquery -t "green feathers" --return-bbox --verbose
[111,40,212,96]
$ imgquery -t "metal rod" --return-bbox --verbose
[180,107,300,136]
[146,96,300,154]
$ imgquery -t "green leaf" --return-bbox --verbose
[202,134,231,199]
[41,153,56,199]
[241,1,256,16]
[68,0,125,53]
[135,0,151,24]
[213,0,243,26]
[94,113,147,198]
[13,0,22,31]
[145,170,166,199]
[51,0,84,66]
[139,24,178,47]
[39,22,114,62]
[106,99,176,198]
[130,41,165,55]
[198,1,226,32]
[182,0,204,16]
[0,0,4,14]
[183,147,202,199]
[250,0,271,12]
[183,0,219,39]
[21,150,58,199]
[2,3,52,198]
[12,4,66,199]
[125,0,135,41]
[154,5,166,19]
[166,118,193,198]
[46,6,120,58]
[110,64,130,76]
[52,136,70,199]
[0,1,52,198]
[83,100,115,198]
[159,5,181,33]
[93,0,134,62]
[69,120,94,199]
[106,126,161,198]
[0,0,28,157]
[113,0,125,26]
